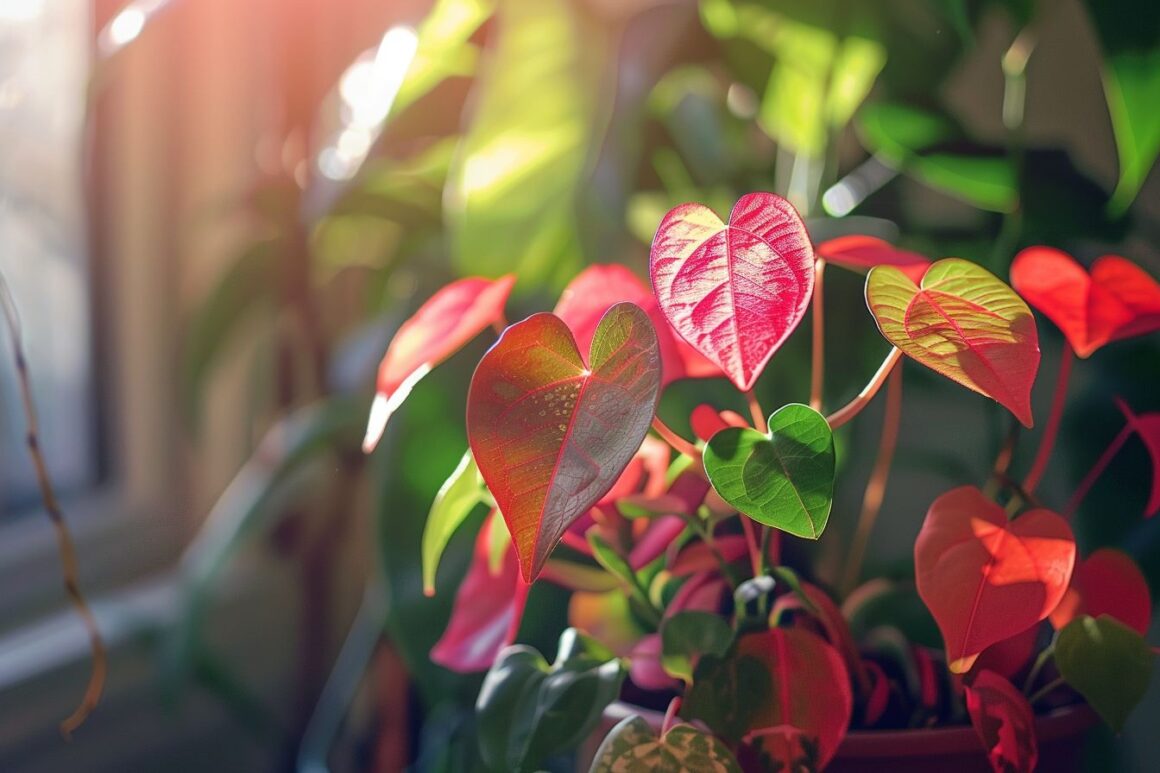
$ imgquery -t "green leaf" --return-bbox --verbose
[588,531,640,590]
[476,629,626,772]
[1055,614,1155,732]
[422,451,487,596]
[681,647,772,744]
[703,403,835,538]
[1083,0,1160,213]
[660,611,734,682]
[446,0,610,287]
[393,0,494,117]
[589,715,742,773]
[182,239,278,429]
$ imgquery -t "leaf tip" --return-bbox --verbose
[362,392,391,453]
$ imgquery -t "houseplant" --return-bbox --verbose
[363,191,1158,772]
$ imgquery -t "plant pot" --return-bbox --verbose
[580,701,1098,772]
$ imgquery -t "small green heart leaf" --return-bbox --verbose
[589,715,742,773]
[1055,614,1155,732]
[703,403,835,538]
[421,451,487,596]
[660,611,734,682]
[476,629,626,772]
[681,649,772,745]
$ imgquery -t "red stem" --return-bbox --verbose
[740,516,763,579]
[810,259,826,411]
[1065,423,1132,518]
[744,390,767,433]
[826,348,902,430]
[1023,344,1073,494]
[662,697,682,735]
[505,579,531,646]
[652,416,700,459]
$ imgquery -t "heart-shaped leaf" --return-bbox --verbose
[554,264,721,385]
[915,486,1076,673]
[1055,615,1156,732]
[477,629,625,772]
[431,518,528,673]
[683,629,852,768]
[589,715,742,773]
[1050,548,1152,636]
[738,726,821,773]
[1010,247,1160,357]
[867,259,1040,427]
[816,235,930,283]
[364,274,516,451]
[1118,399,1160,517]
[650,192,815,391]
[468,302,662,581]
[421,451,487,596]
[660,610,734,682]
[704,403,835,539]
[965,670,1038,773]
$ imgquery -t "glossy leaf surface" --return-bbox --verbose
[1055,615,1155,732]
[867,259,1040,427]
[704,403,835,538]
[588,715,742,773]
[816,235,930,283]
[431,516,527,673]
[915,486,1075,673]
[554,264,721,385]
[1050,548,1152,635]
[965,670,1038,773]
[477,629,625,772]
[421,452,486,596]
[1010,247,1160,357]
[364,275,516,452]
[650,192,814,391]
[468,303,662,581]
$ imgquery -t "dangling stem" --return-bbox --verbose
[744,390,767,432]
[826,348,903,430]
[740,516,763,580]
[841,366,903,597]
[0,277,106,738]
[662,697,682,735]
[1028,676,1067,707]
[652,416,700,459]
[983,422,1020,499]
[1065,423,1132,518]
[810,259,826,411]
[1023,344,1074,494]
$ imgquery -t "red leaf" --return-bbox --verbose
[737,628,853,769]
[965,670,1038,773]
[467,303,662,581]
[972,625,1041,681]
[689,404,748,443]
[1010,248,1160,358]
[650,192,815,391]
[669,535,749,576]
[816,235,930,283]
[770,582,871,699]
[739,726,819,772]
[1049,548,1152,635]
[554,264,721,385]
[1118,399,1160,517]
[364,275,515,451]
[431,520,528,673]
[915,486,1076,673]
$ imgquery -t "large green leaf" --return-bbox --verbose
[476,629,626,772]
[1055,614,1155,732]
[703,403,835,538]
[445,0,611,286]
[1084,0,1160,213]
[393,0,494,117]
[589,715,742,773]
[422,451,488,596]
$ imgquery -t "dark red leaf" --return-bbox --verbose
[431,518,528,673]
[364,275,515,451]
[669,535,749,576]
[650,192,815,391]
[554,264,721,385]
[972,625,1040,681]
[771,582,871,699]
[467,303,662,581]
[1049,548,1152,635]
[965,670,1038,773]
[816,235,930,283]
[915,486,1076,673]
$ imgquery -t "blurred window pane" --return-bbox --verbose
[0,0,95,515]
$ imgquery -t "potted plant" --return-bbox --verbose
[363,190,1158,772]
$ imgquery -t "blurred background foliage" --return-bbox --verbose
[168,0,1160,768]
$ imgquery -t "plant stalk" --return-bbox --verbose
[810,259,826,411]
[652,416,700,459]
[1065,423,1133,518]
[1023,344,1074,494]
[744,389,767,432]
[826,348,903,430]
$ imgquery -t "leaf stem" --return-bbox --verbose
[740,516,763,580]
[662,697,682,735]
[810,259,826,411]
[651,416,700,459]
[1028,676,1067,707]
[1023,344,1074,494]
[1022,640,1055,695]
[505,579,531,645]
[826,348,903,430]
[0,276,106,738]
[841,366,903,597]
[743,390,767,433]
[1065,422,1133,518]
[983,421,1020,499]
[491,314,509,336]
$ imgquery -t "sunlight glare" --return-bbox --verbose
[0,0,44,22]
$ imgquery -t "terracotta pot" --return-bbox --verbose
[581,701,1098,772]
